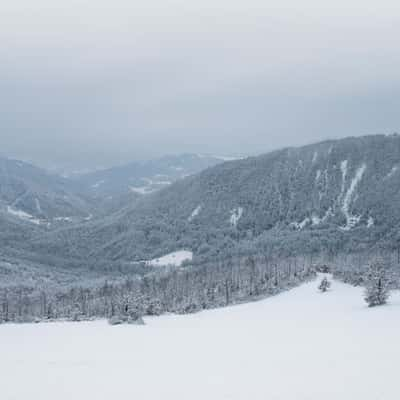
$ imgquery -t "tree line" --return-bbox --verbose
[0,253,315,323]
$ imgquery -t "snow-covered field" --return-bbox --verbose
[2,276,400,400]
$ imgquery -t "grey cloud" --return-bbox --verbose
[1,0,399,169]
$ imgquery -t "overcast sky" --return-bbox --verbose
[1,0,400,170]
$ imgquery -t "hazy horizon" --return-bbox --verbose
[1,1,399,170]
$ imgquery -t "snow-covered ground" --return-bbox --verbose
[1,276,400,400]
[145,250,193,267]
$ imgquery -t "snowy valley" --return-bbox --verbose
[3,2,400,397]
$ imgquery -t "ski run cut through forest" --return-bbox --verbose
[1,274,399,400]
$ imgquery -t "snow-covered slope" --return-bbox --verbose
[1,276,399,400]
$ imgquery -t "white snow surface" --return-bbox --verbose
[145,250,193,267]
[1,276,400,400]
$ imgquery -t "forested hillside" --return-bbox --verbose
[28,134,400,264]
[0,156,93,225]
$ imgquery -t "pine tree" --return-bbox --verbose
[364,261,390,307]
[318,277,331,292]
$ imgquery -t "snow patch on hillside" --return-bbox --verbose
[129,186,154,195]
[311,208,334,226]
[129,177,173,195]
[84,214,93,221]
[339,160,348,200]
[35,198,42,214]
[141,177,172,186]
[188,205,202,222]
[367,216,375,228]
[54,217,73,223]
[215,155,244,161]
[311,214,321,225]
[291,217,310,230]
[230,207,243,227]
[145,250,193,267]
[312,151,318,163]
[385,165,398,180]
[7,206,41,225]
[340,163,367,231]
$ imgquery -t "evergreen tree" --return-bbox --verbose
[364,261,390,307]
[318,277,331,292]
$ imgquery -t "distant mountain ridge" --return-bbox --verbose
[72,153,234,199]
[0,153,230,225]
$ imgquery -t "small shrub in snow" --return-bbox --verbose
[108,316,124,325]
[318,277,331,292]
[127,316,145,325]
